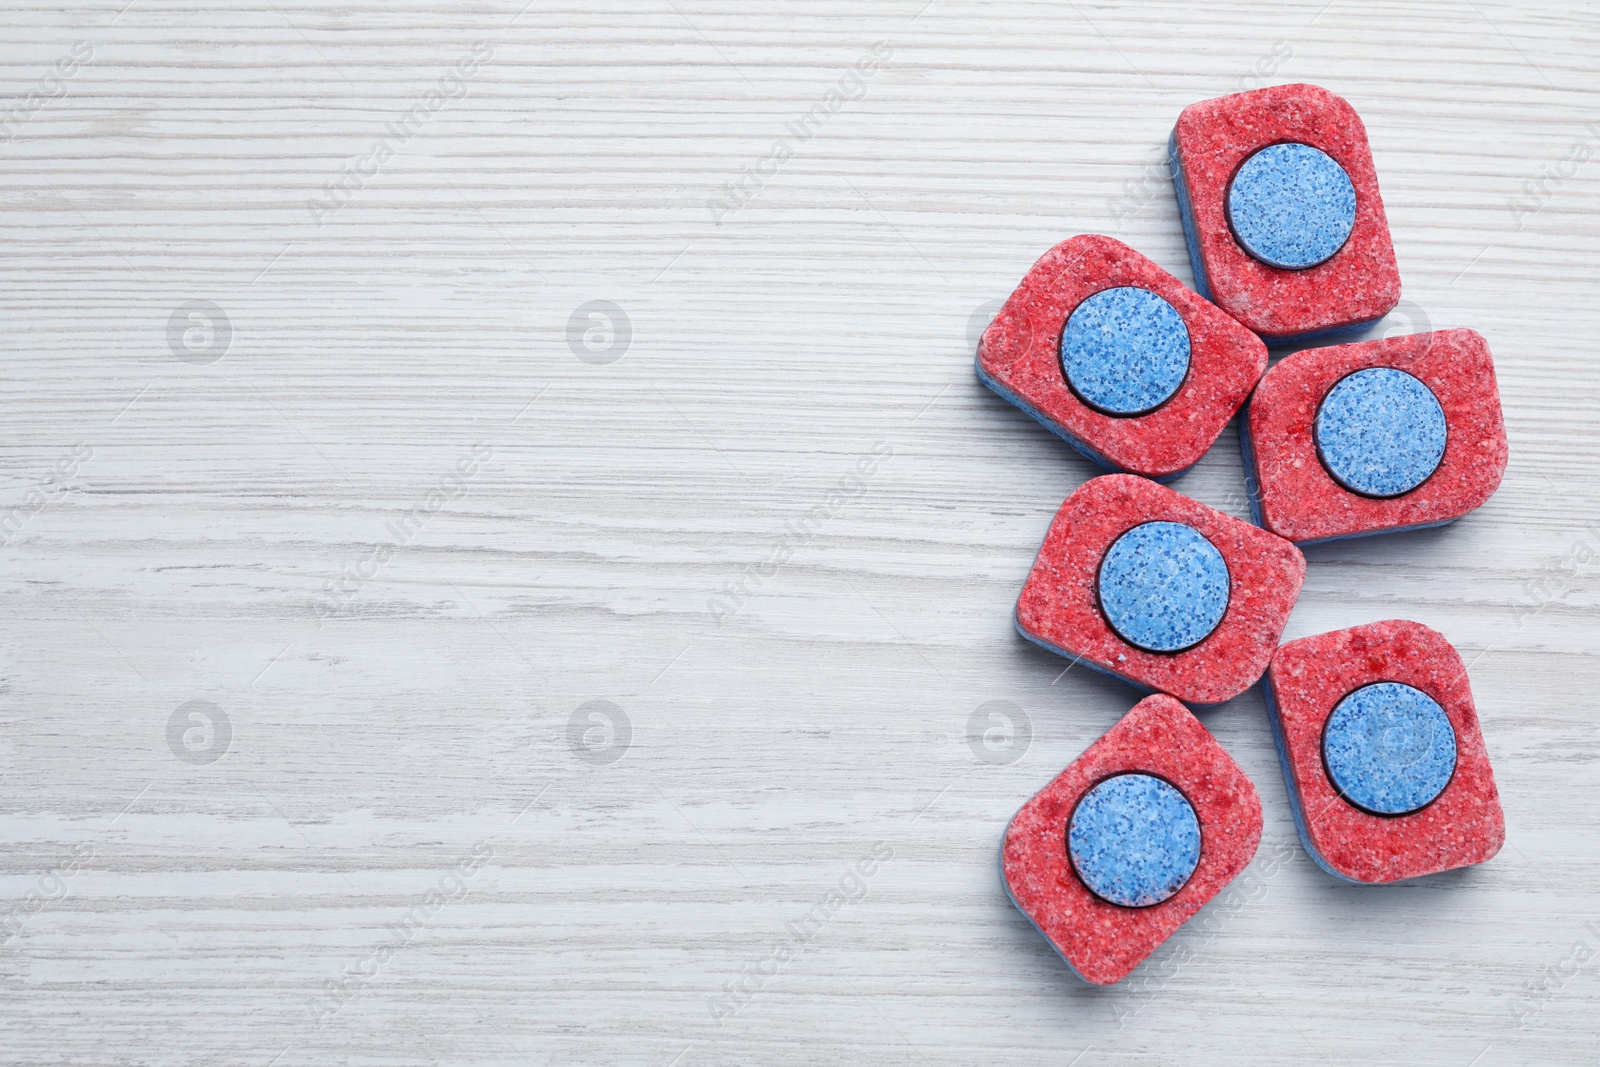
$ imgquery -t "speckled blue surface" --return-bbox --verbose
[1097,522,1230,653]
[1060,287,1191,416]
[1315,368,1448,498]
[1227,143,1356,270]
[1322,682,1457,816]
[1172,132,1379,344]
[1068,773,1201,908]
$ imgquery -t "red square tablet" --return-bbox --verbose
[1016,474,1304,706]
[1263,620,1505,884]
[1169,83,1401,343]
[1001,693,1263,985]
[1242,329,1507,544]
[976,234,1267,480]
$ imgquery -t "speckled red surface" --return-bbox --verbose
[1001,694,1263,985]
[976,234,1267,479]
[1170,84,1400,341]
[1244,329,1507,543]
[1016,475,1305,706]
[1264,620,1504,884]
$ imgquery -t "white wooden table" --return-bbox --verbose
[2,2,1597,1063]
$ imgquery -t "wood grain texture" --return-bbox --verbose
[1,1,1597,1063]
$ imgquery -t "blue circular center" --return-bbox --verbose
[1322,682,1457,816]
[1227,142,1356,270]
[1315,368,1448,498]
[1097,522,1230,653]
[1060,287,1191,416]
[1068,773,1201,908]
